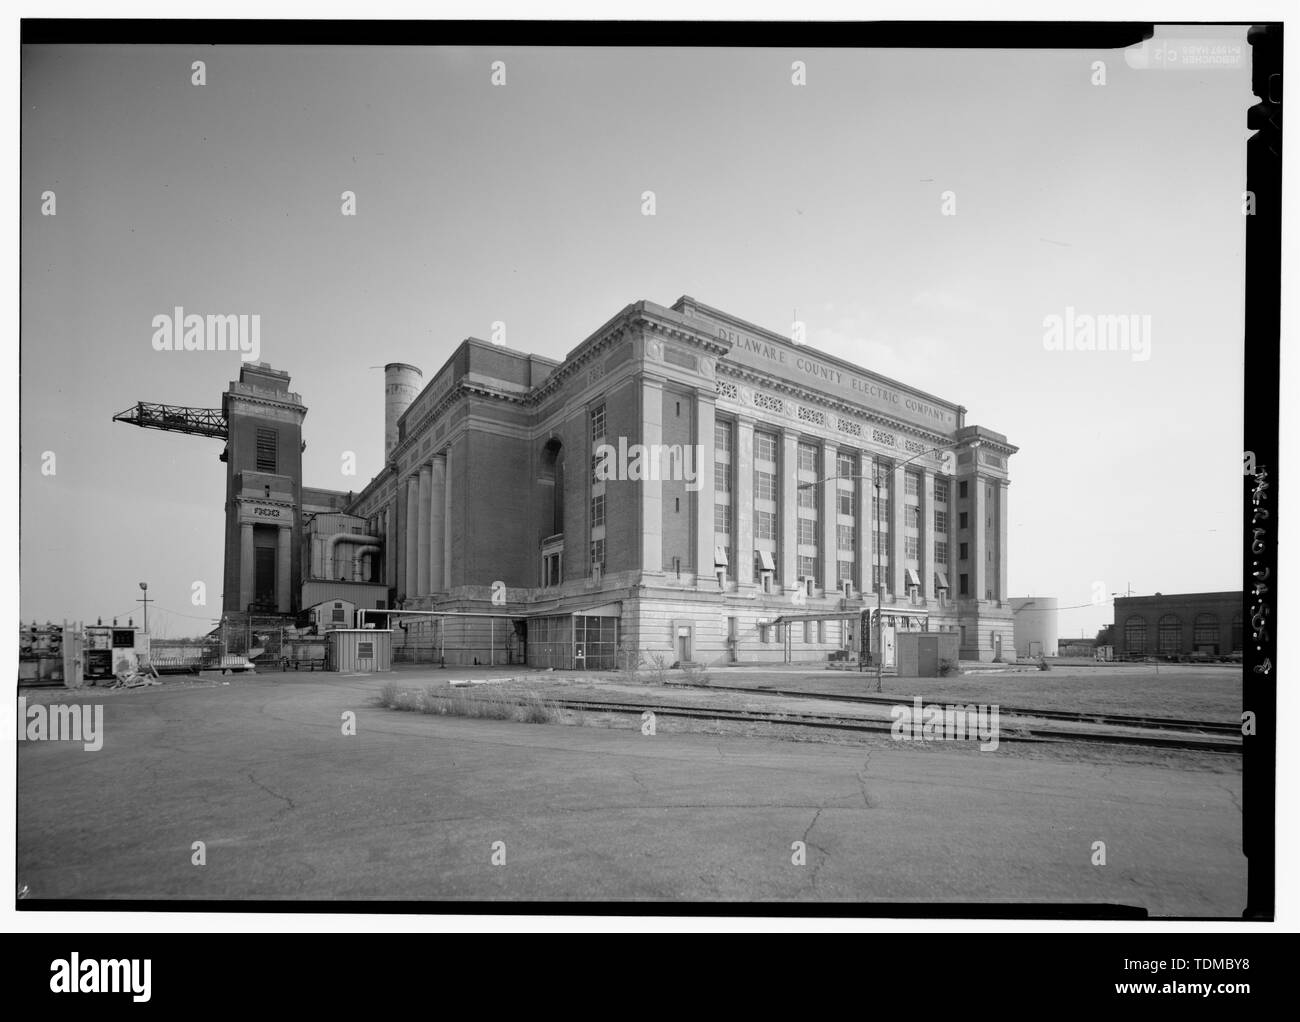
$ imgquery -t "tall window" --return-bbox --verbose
[714,419,733,567]
[543,438,564,536]
[869,466,889,592]
[935,479,949,503]
[255,428,277,472]
[795,441,820,583]
[1158,615,1182,654]
[589,406,606,578]
[543,551,562,587]
[1193,614,1220,650]
[753,430,779,582]
[714,421,732,455]
[1125,616,1147,654]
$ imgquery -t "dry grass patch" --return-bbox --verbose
[377,681,563,724]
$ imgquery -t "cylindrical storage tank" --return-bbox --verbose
[384,363,423,461]
[1010,597,1059,658]
[327,629,393,673]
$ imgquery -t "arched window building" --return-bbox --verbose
[1112,592,1244,660]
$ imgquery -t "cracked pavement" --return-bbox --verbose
[16,672,1247,912]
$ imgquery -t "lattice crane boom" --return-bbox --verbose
[111,401,228,440]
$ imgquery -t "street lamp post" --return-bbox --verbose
[137,581,151,635]
[872,469,882,691]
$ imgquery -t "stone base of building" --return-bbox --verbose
[956,600,1015,662]
[388,580,1009,670]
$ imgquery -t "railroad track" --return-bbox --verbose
[661,682,1240,737]
[422,693,1240,754]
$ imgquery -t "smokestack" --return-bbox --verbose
[384,363,422,461]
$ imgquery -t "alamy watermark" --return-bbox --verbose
[50,954,150,1002]
[151,307,261,362]
[1042,307,1151,362]
[593,438,704,491]
[890,697,1000,751]
[18,697,103,751]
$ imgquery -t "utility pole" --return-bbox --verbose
[874,469,883,693]
[137,581,152,634]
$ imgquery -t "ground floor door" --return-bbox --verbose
[254,547,276,610]
[881,623,896,668]
[917,635,939,676]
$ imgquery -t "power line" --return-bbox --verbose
[149,604,223,623]
[1015,599,1127,613]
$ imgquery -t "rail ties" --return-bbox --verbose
[662,682,1238,737]
[536,697,1241,754]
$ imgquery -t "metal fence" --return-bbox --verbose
[217,615,294,663]
[384,612,524,667]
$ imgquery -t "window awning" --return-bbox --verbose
[714,546,729,567]
[572,602,622,618]
[906,567,922,588]
[757,549,776,571]
[936,571,949,590]
[772,611,861,624]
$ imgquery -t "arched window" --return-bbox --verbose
[1124,616,1147,654]
[1158,614,1182,655]
[541,438,564,537]
[1231,612,1243,652]
[1193,614,1220,653]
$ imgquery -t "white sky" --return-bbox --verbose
[20,29,1254,637]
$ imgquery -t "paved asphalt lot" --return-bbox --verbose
[17,672,1246,913]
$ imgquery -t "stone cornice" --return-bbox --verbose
[973,439,1019,458]
[715,363,953,449]
[632,310,733,358]
[525,320,635,407]
[224,392,307,422]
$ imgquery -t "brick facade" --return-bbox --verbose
[1113,591,1244,658]
[324,296,1020,667]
